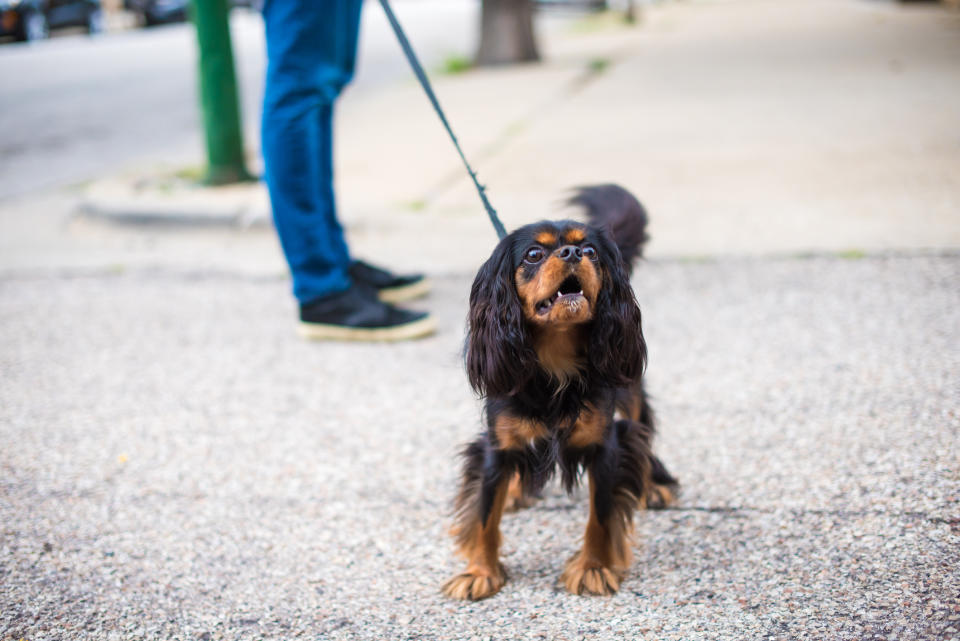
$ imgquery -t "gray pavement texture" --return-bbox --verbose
[2,0,960,639]
[2,254,959,640]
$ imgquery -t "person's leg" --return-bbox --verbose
[261,0,362,304]
[261,0,433,340]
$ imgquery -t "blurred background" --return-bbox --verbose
[1,0,958,275]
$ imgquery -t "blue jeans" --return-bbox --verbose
[261,0,364,304]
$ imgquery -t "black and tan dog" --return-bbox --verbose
[443,185,678,600]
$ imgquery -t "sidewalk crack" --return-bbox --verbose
[661,505,953,526]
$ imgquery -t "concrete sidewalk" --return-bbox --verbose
[75,0,960,275]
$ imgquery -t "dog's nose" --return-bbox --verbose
[557,245,582,263]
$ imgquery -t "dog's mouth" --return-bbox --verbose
[535,275,585,315]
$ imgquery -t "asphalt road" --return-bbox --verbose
[0,0,480,200]
[1,253,957,640]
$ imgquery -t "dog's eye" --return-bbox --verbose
[582,244,598,261]
[524,247,545,263]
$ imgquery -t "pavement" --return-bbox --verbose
[1,1,959,640]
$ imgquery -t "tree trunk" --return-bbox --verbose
[475,0,540,67]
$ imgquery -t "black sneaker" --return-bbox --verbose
[349,260,431,304]
[298,285,436,342]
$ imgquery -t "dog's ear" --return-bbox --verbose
[466,235,536,397]
[587,231,647,385]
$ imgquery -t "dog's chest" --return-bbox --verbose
[502,386,612,450]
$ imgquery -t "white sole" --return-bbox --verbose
[377,279,432,304]
[297,315,437,342]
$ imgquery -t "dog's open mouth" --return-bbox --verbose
[535,275,585,315]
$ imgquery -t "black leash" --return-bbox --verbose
[377,0,508,241]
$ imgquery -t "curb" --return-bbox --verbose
[76,173,273,229]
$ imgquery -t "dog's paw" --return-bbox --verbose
[641,482,677,510]
[503,491,538,513]
[442,565,506,601]
[502,473,537,513]
[561,555,622,596]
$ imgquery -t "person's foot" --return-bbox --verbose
[298,285,435,342]
[349,260,431,304]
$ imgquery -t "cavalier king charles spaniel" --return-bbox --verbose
[443,185,678,600]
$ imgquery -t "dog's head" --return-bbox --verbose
[466,220,645,397]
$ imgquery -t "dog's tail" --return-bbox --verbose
[568,184,649,274]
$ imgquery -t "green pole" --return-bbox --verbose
[190,0,253,185]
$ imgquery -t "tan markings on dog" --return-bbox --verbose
[537,255,570,298]
[564,228,586,244]
[535,231,558,246]
[561,470,633,596]
[515,257,585,318]
[494,414,547,450]
[514,258,564,319]
[640,481,675,510]
[578,258,602,307]
[442,478,510,600]
[543,253,570,280]
[516,248,604,327]
[568,404,608,449]
[514,266,539,318]
[654,483,675,506]
[503,471,536,512]
[533,325,585,383]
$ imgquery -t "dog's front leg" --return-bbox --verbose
[443,438,510,600]
[562,432,634,596]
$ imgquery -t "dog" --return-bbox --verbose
[442,184,678,601]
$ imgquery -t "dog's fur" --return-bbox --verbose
[443,185,678,600]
